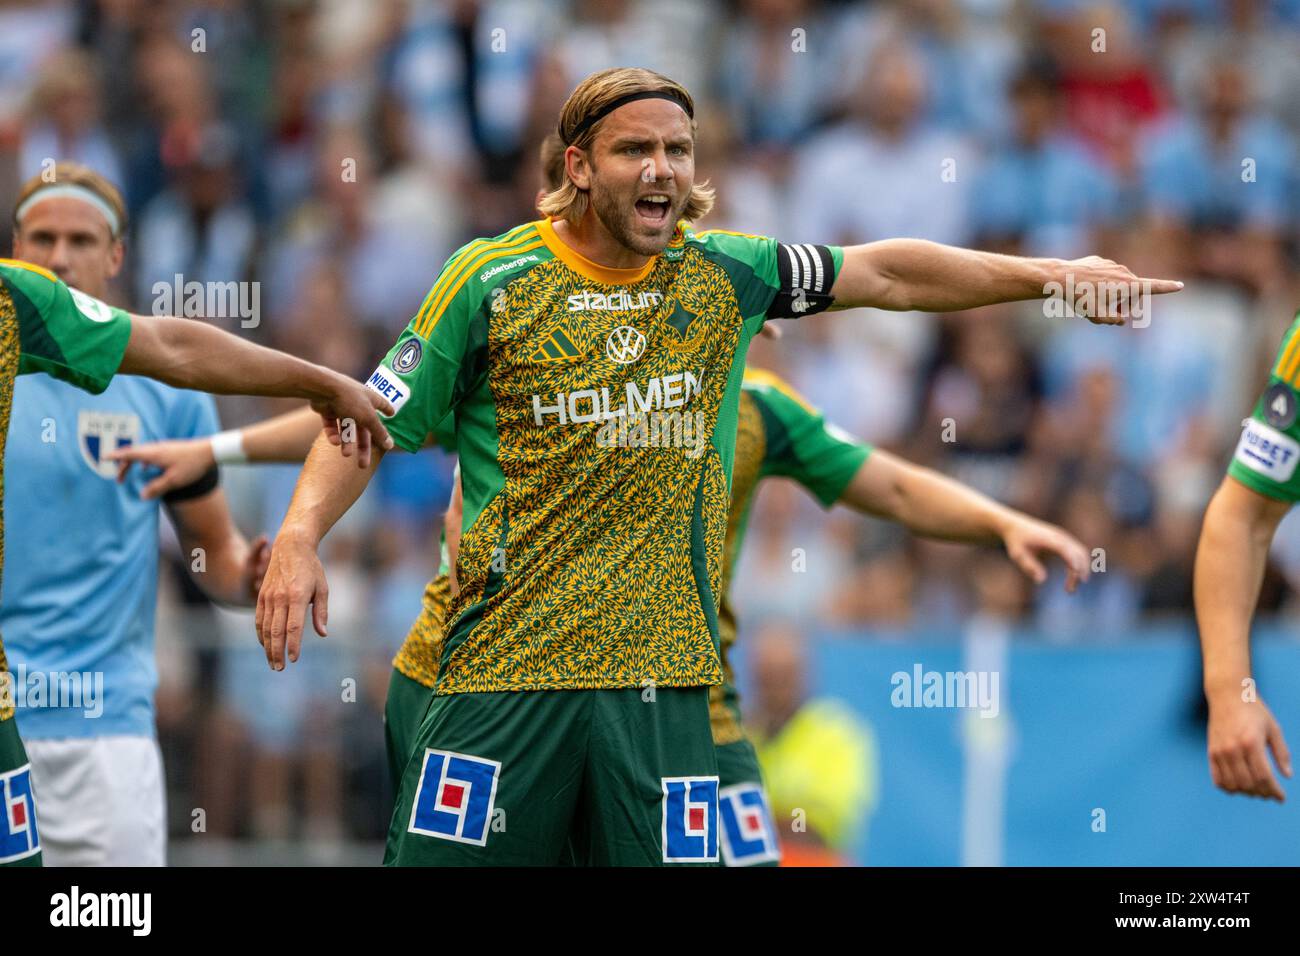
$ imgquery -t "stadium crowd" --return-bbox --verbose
[3,0,1300,855]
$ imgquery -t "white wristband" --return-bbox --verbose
[210,429,248,465]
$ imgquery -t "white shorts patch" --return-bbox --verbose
[25,736,166,866]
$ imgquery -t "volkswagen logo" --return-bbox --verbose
[606,325,647,364]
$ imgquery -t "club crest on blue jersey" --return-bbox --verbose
[408,749,500,846]
[77,410,140,479]
[719,781,780,866]
[661,776,718,863]
[0,763,40,864]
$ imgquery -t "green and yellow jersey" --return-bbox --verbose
[370,218,842,694]
[1228,312,1300,502]
[0,259,131,719]
[710,369,870,743]
[392,369,870,744]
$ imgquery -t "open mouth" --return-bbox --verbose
[634,194,671,226]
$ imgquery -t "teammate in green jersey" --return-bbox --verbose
[255,66,1181,866]
[0,257,398,865]
[1194,311,1300,802]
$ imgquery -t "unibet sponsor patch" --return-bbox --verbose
[1234,417,1300,483]
[366,364,410,417]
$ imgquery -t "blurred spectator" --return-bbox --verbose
[714,0,838,149]
[132,121,257,316]
[19,49,123,189]
[970,56,1120,257]
[788,39,975,247]
[1047,2,1167,176]
[748,624,878,865]
[1139,57,1295,294]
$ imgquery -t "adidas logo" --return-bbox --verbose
[530,324,584,363]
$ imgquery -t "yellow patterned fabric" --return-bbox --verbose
[0,288,17,720]
[709,389,765,744]
[372,221,834,695]
[415,228,761,695]
[392,575,454,690]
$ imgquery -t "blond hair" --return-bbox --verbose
[14,161,128,239]
[539,67,714,224]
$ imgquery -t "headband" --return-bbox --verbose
[15,183,122,237]
[564,90,694,144]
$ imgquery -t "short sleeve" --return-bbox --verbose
[1227,316,1300,503]
[691,231,844,326]
[4,260,131,394]
[366,262,488,453]
[746,371,871,507]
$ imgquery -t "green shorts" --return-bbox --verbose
[715,735,781,867]
[384,669,434,797]
[0,716,42,867]
[385,686,720,866]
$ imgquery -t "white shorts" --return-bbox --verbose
[25,735,166,867]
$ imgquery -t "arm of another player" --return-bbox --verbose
[1194,476,1293,801]
[109,405,326,498]
[167,488,271,607]
[828,242,1183,323]
[118,315,393,465]
[256,435,385,670]
[839,449,1090,592]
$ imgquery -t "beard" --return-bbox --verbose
[588,173,685,257]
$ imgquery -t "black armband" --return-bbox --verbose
[162,464,220,503]
[767,242,837,319]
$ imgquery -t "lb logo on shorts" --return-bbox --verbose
[0,763,40,864]
[661,776,718,863]
[719,782,780,866]
[408,749,500,846]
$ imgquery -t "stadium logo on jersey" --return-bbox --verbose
[567,290,663,313]
[393,338,423,374]
[0,763,40,864]
[718,782,780,866]
[408,748,501,846]
[77,410,140,479]
[1234,417,1300,483]
[661,776,718,863]
[68,286,116,323]
[366,364,410,417]
[606,325,646,364]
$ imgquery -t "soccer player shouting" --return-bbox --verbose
[1194,311,1300,802]
[255,67,1181,866]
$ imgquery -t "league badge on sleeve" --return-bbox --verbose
[408,749,500,846]
[661,776,718,863]
[719,781,780,866]
[0,764,40,864]
[1263,382,1296,430]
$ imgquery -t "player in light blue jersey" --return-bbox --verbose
[1,164,272,865]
